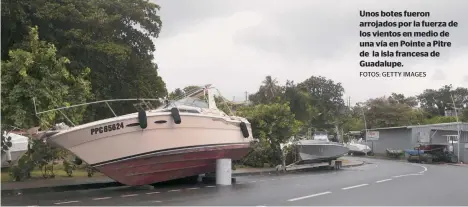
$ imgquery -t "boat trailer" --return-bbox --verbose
[283,159,344,172]
[405,144,458,164]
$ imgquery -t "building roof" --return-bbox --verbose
[368,122,468,131]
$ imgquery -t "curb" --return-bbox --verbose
[231,170,277,176]
[341,161,366,168]
[1,160,365,195]
[233,160,365,176]
[361,156,407,162]
[1,181,123,196]
[446,163,468,167]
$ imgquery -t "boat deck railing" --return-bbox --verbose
[33,98,163,127]
[32,84,237,128]
[32,84,236,128]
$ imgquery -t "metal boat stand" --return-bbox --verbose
[201,158,236,185]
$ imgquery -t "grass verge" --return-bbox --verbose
[1,166,103,182]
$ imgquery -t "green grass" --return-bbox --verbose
[1,165,103,182]
[234,164,251,169]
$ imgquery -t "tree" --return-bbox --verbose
[422,116,458,124]
[249,76,284,105]
[452,87,468,108]
[417,85,468,117]
[213,95,237,115]
[461,109,468,122]
[169,88,185,99]
[2,0,167,121]
[283,80,320,130]
[1,26,92,128]
[362,97,424,128]
[237,103,302,165]
[297,76,346,130]
[342,116,364,132]
[183,85,203,96]
[388,93,418,107]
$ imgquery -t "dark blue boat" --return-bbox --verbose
[404,149,425,156]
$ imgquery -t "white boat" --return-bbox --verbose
[1,132,29,168]
[31,84,255,186]
[296,131,349,163]
[346,138,371,155]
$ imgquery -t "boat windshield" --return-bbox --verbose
[313,131,329,141]
[162,97,209,109]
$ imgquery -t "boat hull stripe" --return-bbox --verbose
[90,142,250,167]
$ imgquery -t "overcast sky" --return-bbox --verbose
[151,0,467,104]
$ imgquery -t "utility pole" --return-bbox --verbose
[358,103,369,147]
[450,93,461,163]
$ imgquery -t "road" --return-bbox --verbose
[2,157,467,206]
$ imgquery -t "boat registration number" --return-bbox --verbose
[91,122,124,135]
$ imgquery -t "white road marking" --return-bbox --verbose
[92,197,112,200]
[287,191,332,202]
[206,185,216,188]
[376,179,392,183]
[419,165,428,173]
[236,182,244,184]
[392,173,421,178]
[410,163,428,174]
[342,184,369,190]
[250,180,257,183]
[151,200,162,203]
[54,201,80,205]
[270,179,276,181]
[121,194,138,197]
[187,187,200,190]
[146,192,160,195]
[168,189,181,192]
[258,180,266,182]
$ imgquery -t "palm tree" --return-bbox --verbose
[262,76,280,102]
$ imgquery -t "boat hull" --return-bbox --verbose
[48,112,253,165]
[347,143,371,154]
[1,133,29,168]
[46,112,253,186]
[297,141,349,163]
[1,150,28,168]
[95,143,250,186]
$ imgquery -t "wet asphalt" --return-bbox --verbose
[2,157,467,206]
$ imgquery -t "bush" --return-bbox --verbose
[62,160,76,177]
[241,140,278,167]
[9,155,34,181]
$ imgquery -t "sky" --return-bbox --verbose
[151,0,468,104]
